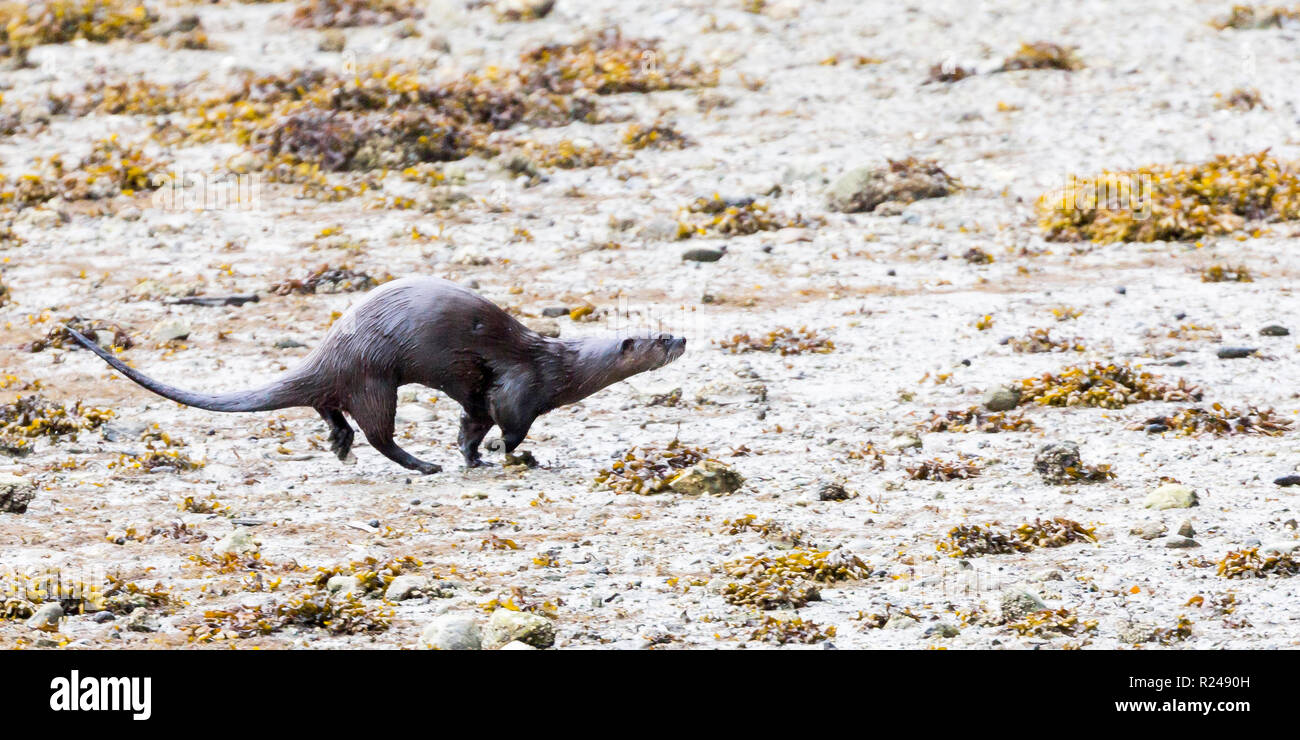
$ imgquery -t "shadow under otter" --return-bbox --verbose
[67,277,686,473]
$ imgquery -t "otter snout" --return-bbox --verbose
[659,333,686,364]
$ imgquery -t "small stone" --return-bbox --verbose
[213,529,259,556]
[499,640,538,650]
[318,29,346,52]
[503,450,538,468]
[888,433,922,451]
[981,386,1021,412]
[1144,483,1198,510]
[1000,590,1045,621]
[0,473,36,513]
[924,622,960,638]
[419,614,482,650]
[274,338,306,349]
[1259,325,1290,337]
[1274,475,1300,487]
[884,615,919,630]
[668,460,744,495]
[1144,423,1169,434]
[150,319,191,343]
[826,161,955,213]
[1164,536,1198,549]
[541,306,570,318]
[1177,520,1195,538]
[1037,569,1064,582]
[1261,541,1300,556]
[682,247,724,263]
[26,603,62,632]
[1117,620,1156,644]
[1216,346,1257,359]
[326,575,362,595]
[481,609,555,649]
[92,611,115,624]
[126,607,160,632]
[384,575,428,601]
[1130,522,1167,540]
[817,482,851,501]
[638,217,681,241]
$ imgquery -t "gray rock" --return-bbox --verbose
[326,575,362,596]
[1260,325,1290,337]
[1177,520,1195,538]
[92,611,115,624]
[638,217,680,241]
[1144,483,1197,510]
[419,614,482,650]
[1000,590,1046,621]
[482,609,555,649]
[884,615,920,630]
[981,386,1021,412]
[0,473,36,514]
[26,603,62,631]
[888,433,922,451]
[1164,537,1198,548]
[668,460,744,495]
[826,161,955,213]
[682,247,725,263]
[924,622,960,638]
[1216,346,1257,359]
[384,575,428,601]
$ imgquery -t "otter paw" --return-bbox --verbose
[464,458,495,469]
[416,462,443,475]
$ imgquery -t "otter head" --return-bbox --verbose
[617,333,686,375]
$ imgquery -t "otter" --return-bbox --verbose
[66,277,686,473]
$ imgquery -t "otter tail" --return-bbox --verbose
[66,326,306,413]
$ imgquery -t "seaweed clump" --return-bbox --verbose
[997,42,1083,72]
[750,616,836,645]
[1211,5,1300,30]
[269,264,378,295]
[593,440,709,495]
[1,395,113,455]
[921,406,1036,433]
[1217,547,1300,578]
[905,456,981,481]
[1008,328,1085,353]
[186,592,392,641]
[1007,608,1096,638]
[27,317,133,352]
[623,122,691,150]
[516,28,718,95]
[938,518,1097,557]
[1137,405,1290,437]
[1201,264,1253,282]
[1037,151,1300,243]
[0,0,158,63]
[675,195,810,238]
[718,326,834,355]
[289,0,422,28]
[1016,362,1201,409]
[721,550,870,610]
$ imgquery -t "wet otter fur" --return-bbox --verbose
[66,277,687,474]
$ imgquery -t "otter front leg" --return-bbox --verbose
[349,381,442,474]
[457,411,495,468]
[316,408,354,462]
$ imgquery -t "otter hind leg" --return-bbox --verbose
[457,411,495,468]
[317,408,354,461]
[349,382,442,475]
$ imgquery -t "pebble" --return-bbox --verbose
[326,575,363,595]
[1261,542,1300,556]
[888,433,922,451]
[1144,423,1169,434]
[1130,522,1167,540]
[1259,325,1290,337]
[1033,441,1083,484]
[682,247,725,262]
[1216,346,1257,359]
[1274,475,1300,487]
[1144,483,1197,510]
[92,611,115,624]
[1117,620,1155,645]
[481,609,555,649]
[273,338,306,349]
[817,482,851,501]
[1177,520,1195,538]
[126,607,160,632]
[541,306,570,318]
[924,622,960,638]
[419,614,482,650]
[1164,537,1198,548]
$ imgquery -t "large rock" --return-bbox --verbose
[0,473,36,513]
[384,575,428,601]
[1144,483,1198,510]
[150,319,191,343]
[26,603,62,632]
[481,609,555,649]
[668,460,745,495]
[826,161,956,213]
[419,614,482,650]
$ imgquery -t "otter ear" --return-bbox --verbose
[620,338,635,354]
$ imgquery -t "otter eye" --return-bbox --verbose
[621,338,636,353]
[657,334,671,344]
